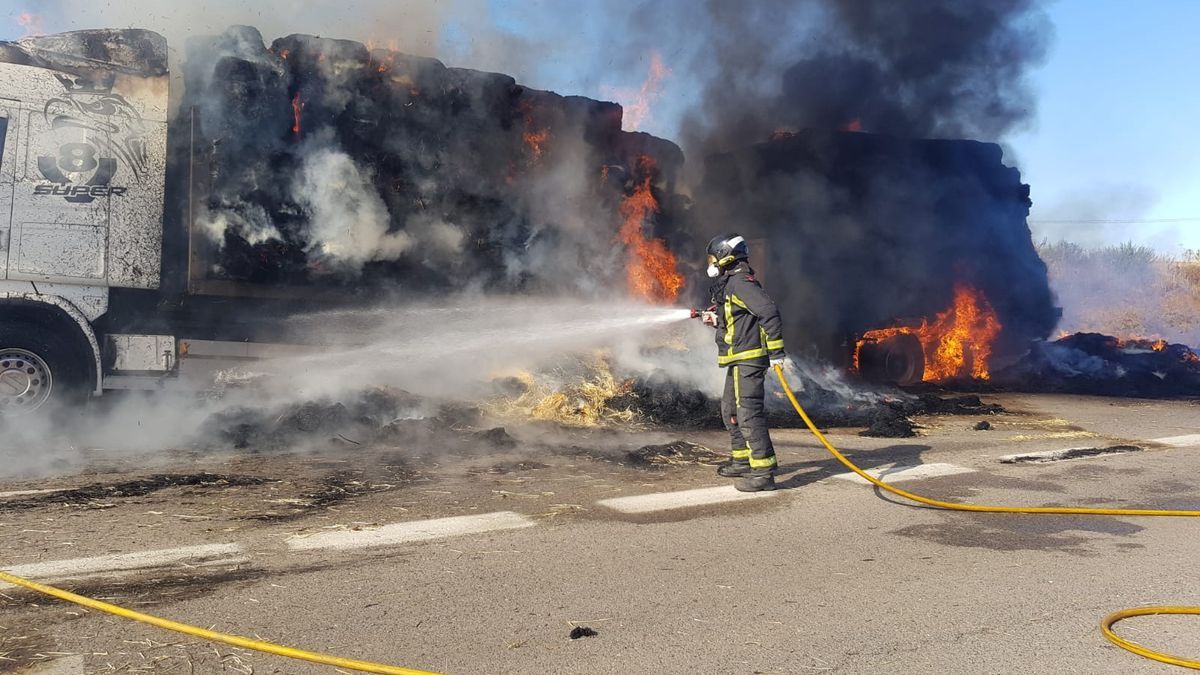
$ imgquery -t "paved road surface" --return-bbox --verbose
[1,393,1198,673]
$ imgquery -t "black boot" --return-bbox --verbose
[735,474,777,492]
[717,461,752,478]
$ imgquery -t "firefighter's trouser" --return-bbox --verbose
[721,363,777,476]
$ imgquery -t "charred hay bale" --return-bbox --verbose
[917,393,1004,415]
[618,375,721,429]
[473,427,518,449]
[353,387,424,425]
[997,334,1200,397]
[435,402,485,429]
[859,410,918,438]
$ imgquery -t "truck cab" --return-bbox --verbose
[0,33,170,415]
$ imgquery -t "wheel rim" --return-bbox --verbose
[0,348,54,414]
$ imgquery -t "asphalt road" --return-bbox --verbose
[2,393,1199,674]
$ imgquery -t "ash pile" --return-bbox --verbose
[176,26,686,295]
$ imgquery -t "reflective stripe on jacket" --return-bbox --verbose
[711,265,785,367]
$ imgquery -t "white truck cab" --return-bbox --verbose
[0,37,172,415]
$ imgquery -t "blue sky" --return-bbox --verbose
[3,0,1198,252]
[1007,0,1200,251]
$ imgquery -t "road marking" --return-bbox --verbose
[0,543,247,590]
[0,488,67,499]
[596,485,778,514]
[1150,434,1200,448]
[286,511,536,551]
[832,462,975,484]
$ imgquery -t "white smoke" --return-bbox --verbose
[293,142,413,270]
[0,299,703,478]
[198,201,282,248]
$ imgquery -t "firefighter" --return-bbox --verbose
[700,234,786,492]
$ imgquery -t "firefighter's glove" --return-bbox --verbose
[700,306,718,327]
[770,355,788,369]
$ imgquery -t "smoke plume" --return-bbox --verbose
[652,0,1053,163]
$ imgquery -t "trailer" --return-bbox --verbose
[0,28,688,416]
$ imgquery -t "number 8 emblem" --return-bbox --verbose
[58,143,99,173]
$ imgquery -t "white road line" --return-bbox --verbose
[596,485,778,514]
[0,488,66,499]
[0,543,247,590]
[285,511,536,551]
[832,462,975,484]
[1150,434,1200,448]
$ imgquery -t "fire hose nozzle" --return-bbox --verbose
[693,307,719,326]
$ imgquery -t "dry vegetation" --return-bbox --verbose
[484,354,639,428]
[1039,242,1200,345]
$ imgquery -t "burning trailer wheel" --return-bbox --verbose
[857,332,926,386]
[0,321,90,417]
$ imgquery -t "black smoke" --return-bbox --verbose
[641,1,1059,366]
[658,0,1053,161]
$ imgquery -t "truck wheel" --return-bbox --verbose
[857,333,926,386]
[0,321,91,416]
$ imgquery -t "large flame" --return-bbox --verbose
[856,283,1003,381]
[617,156,685,304]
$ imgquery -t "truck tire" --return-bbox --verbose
[0,320,91,416]
[857,333,926,386]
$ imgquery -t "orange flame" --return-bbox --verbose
[520,101,550,164]
[856,284,1003,381]
[523,128,550,161]
[1109,336,1171,352]
[291,93,303,136]
[620,52,671,131]
[842,119,864,132]
[617,156,685,304]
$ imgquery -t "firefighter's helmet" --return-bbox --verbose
[706,233,749,278]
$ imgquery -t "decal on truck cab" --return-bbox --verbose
[33,73,148,204]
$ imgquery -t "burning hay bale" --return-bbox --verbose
[695,129,1059,373]
[996,333,1200,397]
[179,26,687,301]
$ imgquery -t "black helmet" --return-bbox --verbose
[706,233,749,276]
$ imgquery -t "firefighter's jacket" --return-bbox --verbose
[710,264,785,367]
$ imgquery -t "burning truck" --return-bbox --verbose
[0,26,1194,419]
[0,27,688,415]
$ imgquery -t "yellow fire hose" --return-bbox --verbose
[0,365,1195,672]
[0,569,438,674]
[771,364,1200,670]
